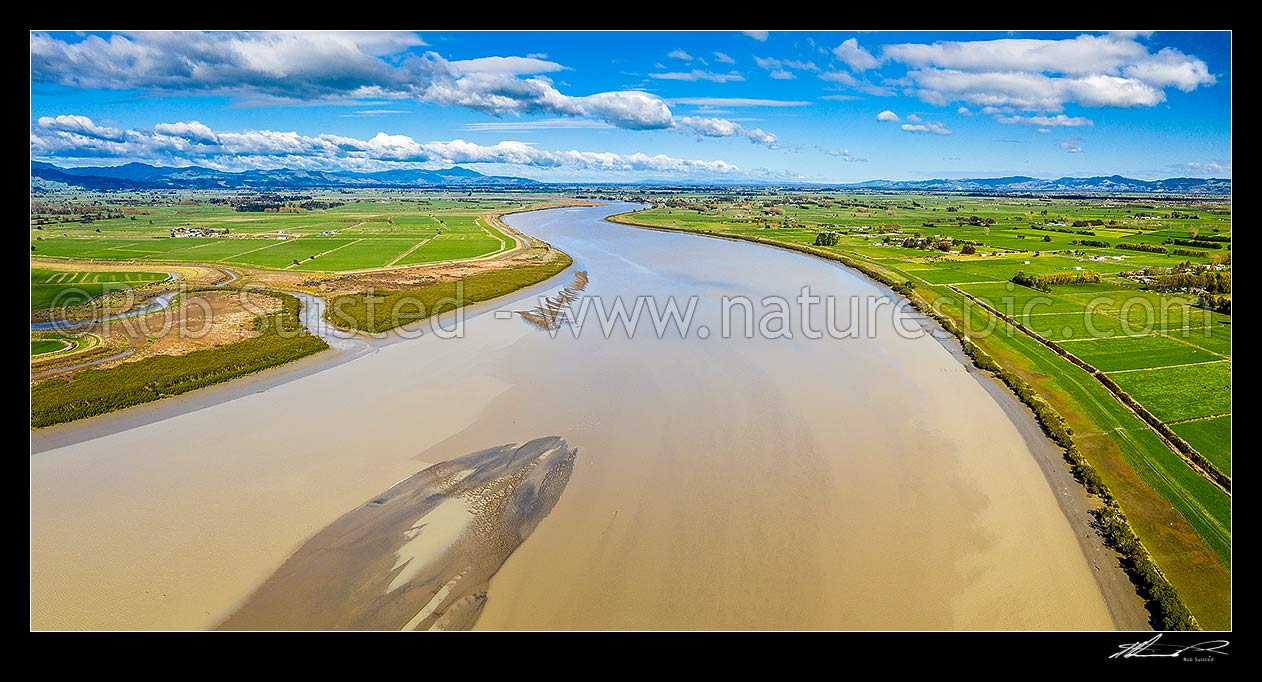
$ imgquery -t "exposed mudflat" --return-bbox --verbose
[219,437,576,630]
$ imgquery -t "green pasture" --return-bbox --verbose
[1172,416,1232,475]
[31,339,69,355]
[31,197,525,272]
[30,268,167,310]
[1109,361,1232,423]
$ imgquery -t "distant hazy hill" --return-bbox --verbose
[29,161,540,191]
[843,175,1230,195]
[30,162,1229,195]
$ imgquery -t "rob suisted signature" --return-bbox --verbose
[1111,634,1229,660]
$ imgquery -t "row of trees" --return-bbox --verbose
[1010,271,1051,292]
[901,236,953,252]
[813,231,840,246]
[1010,270,1102,291]
[1148,270,1231,294]
[298,200,345,210]
[1070,239,1111,248]
[1032,224,1095,236]
[1165,238,1223,250]
[1117,242,1168,254]
[1035,270,1103,286]
[1197,294,1231,315]
[1172,248,1209,258]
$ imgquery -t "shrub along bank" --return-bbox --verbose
[31,291,327,427]
[327,251,573,333]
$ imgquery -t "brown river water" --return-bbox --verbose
[29,203,1119,630]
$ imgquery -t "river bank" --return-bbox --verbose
[32,202,1129,630]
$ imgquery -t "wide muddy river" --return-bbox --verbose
[30,203,1119,630]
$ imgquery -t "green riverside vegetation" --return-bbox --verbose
[328,250,573,333]
[31,291,327,427]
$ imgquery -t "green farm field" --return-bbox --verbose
[30,196,532,273]
[1172,416,1232,475]
[31,339,68,355]
[30,268,168,310]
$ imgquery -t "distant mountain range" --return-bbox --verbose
[30,161,540,191]
[30,162,1230,195]
[841,175,1230,195]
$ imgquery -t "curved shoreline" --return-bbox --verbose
[602,205,1151,630]
[30,203,591,450]
[29,258,581,454]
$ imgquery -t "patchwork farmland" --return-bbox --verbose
[30,196,525,273]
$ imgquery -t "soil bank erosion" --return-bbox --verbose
[31,202,1128,630]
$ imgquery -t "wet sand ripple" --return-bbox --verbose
[518,270,588,331]
[218,436,577,631]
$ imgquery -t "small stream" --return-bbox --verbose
[31,287,179,331]
[30,269,243,332]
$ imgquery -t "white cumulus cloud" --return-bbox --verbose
[447,56,566,76]
[833,38,880,71]
[755,56,818,73]
[28,31,779,143]
[649,70,745,83]
[819,70,858,86]
[901,121,951,135]
[995,114,1094,127]
[671,97,811,107]
[882,33,1216,112]
[1058,139,1085,153]
[37,114,125,140]
[153,120,222,144]
[1123,47,1217,91]
[30,115,744,176]
[677,116,778,147]
[876,110,900,122]
[829,148,867,162]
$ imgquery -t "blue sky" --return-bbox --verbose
[30,30,1231,182]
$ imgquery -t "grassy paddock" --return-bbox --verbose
[1171,416,1231,475]
[327,251,573,333]
[31,268,168,311]
[31,339,69,356]
[29,196,564,272]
